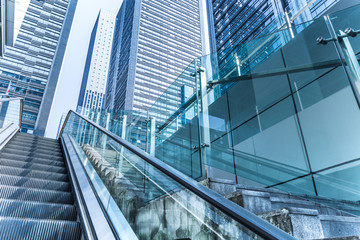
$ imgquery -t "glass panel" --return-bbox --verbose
[294,67,360,171]
[62,112,265,239]
[232,96,309,188]
[314,160,360,202]
[0,98,22,129]
[275,175,316,196]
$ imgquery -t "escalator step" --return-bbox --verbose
[0,153,65,166]
[0,166,68,182]
[0,174,70,192]
[2,149,63,160]
[0,199,77,221]
[0,185,74,204]
[5,144,61,152]
[0,159,66,174]
[0,217,81,240]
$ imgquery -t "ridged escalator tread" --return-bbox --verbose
[0,199,77,220]
[0,173,70,192]
[0,158,66,173]
[0,165,68,181]
[0,152,65,166]
[0,217,81,240]
[0,184,74,204]
[0,133,81,239]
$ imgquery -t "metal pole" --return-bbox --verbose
[324,15,360,109]
[118,115,127,173]
[92,112,100,147]
[198,67,211,179]
[149,117,156,156]
[284,11,295,39]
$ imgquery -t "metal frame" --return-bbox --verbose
[59,110,295,240]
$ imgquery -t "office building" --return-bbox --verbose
[77,9,116,116]
[0,0,31,56]
[0,2,359,239]
[104,0,203,113]
[0,0,77,134]
[207,0,340,53]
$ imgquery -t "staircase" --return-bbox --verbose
[206,178,360,239]
[0,132,81,239]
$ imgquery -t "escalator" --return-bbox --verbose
[0,132,81,239]
[58,110,295,239]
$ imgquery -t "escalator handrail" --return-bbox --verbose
[59,110,296,240]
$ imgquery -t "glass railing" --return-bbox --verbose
[150,3,360,204]
[60,110,294,240]
[83,4,360,205]
[0,95,23,130]
[71,4,360,215]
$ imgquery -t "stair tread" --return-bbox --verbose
[2,149,63,158]
[0,165,68,182]
[0,198,76,221]
[320,214,360,222]
[0,173,70,192]
[0,159,66,173]
[4,146,62,154]
[15,134,59,142]
[0,152,64,163]
[11,139,60,146]
[0,184,73,204]
[11,138,60,147]
[270,197,316,205]
[6,143,61,149]
[0,217,81,240]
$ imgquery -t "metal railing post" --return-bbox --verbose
[149,117,156,156]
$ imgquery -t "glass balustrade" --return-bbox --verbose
[61,111,292,240]
[0,96,23,130]
[70,4,360,213]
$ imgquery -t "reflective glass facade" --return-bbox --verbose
[105,0,202,113]
[208,0,340,52]
[0,0,77,133]
[148,3,360,202]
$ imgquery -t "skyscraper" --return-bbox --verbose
[0,0,31,56]
[0,0,77,134]
[77,9,116,116]
[105,0,203,113]
[207,0,340,53]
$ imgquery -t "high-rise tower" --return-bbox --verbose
[207,0,340,53]
[77,9,116,116]
[104,0,203,113]
[0,0,78,135]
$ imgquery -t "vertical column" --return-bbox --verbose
[339,30,360,93]
[102,113,111,151]
[92,112,100,147]
[149,117,156,156]
[118,115,127,173]
[324,16,360,108]
[197,67,211,179]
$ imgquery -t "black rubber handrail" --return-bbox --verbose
[59,110,296,240]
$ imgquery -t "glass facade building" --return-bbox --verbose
[144,1,360,202]
[208,0,341,53]
[104,0,203,114]
[77,9,116,116]
[0,0,77,134]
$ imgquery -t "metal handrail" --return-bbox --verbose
[0,97,24,128]
[59,110,295,240]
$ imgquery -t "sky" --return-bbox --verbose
[45,0,122,138]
